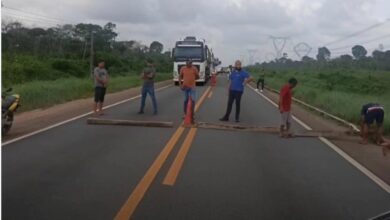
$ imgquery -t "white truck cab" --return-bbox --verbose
[172,36,218,86]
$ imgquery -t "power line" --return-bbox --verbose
[330,34,390,51]
[3,11,61,26]
[331,44,389,55]
[3,6,71,23]
[5,12,58,25]
[324,19,390,46]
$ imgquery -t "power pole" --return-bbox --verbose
[89,31,94,78]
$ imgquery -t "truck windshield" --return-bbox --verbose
[174,47,204,61]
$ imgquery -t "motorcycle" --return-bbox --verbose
[2,88,20,135]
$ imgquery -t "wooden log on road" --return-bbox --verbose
[195,122,357,140]
[87,118,174,128]
[195,122,279,133]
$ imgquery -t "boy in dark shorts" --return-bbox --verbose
[360,103,384,145]
[93,60,109,115]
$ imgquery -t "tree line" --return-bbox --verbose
[254,45,390,71]
[2,21,172,85]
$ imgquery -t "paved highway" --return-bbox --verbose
[3,78,390,220]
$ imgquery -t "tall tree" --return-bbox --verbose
[352,45,367,60]
[150,41,163,53]
[316,47,331,62]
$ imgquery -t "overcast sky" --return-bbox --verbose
[2,0,390,65]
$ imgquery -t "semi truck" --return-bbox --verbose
[172,36,219,86]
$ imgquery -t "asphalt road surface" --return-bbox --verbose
[3,77,390,220]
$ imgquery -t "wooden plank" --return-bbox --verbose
[87,118,174,128]
[195,122,279,133]
[195,122,358,140]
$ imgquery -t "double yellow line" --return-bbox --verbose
[114,86,212,220]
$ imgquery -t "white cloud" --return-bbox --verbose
[2,0,390,65]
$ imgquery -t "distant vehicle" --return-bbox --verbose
[172,36,219,86]
[2,88,20,135]
[217,67,231,75]
[221,67,231,73]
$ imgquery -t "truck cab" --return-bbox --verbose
[172,36,215,86]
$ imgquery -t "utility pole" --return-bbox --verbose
[89,31,94,78]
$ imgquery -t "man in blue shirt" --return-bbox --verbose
[220,60,253,122]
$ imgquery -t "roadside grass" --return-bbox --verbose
[11,73,171,112]
[251,69,390,134]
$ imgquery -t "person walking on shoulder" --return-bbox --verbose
[255,67,266,92]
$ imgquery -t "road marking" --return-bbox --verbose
[2,85,172,146]
[195,86,212,112]
[162,86,212,186]
[114,86,211,220]
[248,85,390,194]
[114,126,185,220]
[208,91,213,98]
[163,128,198,185]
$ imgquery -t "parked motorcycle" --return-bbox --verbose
[2,88,20,135]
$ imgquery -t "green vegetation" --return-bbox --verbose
[2,21,173,111]
[249,67,390,134]
[12,73,171,112]
[247,44,390,135]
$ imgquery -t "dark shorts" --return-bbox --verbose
[364,109,384,125]
[94,87,106,103]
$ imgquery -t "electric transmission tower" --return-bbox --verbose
[293,42,312,58]
[269,36,289,59]
[247,49,258,65]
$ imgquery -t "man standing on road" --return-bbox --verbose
[93,60,109,115]
[255,67,266,92]
[360,103,385,145]
[179,59,199,122]
[279,78,298,137]
[138,59,158,115]
[220,60,253,122]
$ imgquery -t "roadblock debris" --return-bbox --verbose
[87,118,174,127]
[195,121,358,140]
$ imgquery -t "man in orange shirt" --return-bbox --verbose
[179,59,199,121]
[279,78,298,137]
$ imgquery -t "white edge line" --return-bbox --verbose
[2,85,172,146]
[248,85,390,194]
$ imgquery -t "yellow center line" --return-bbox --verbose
[162,86,212,186]
[162,128,198,185]
[195,86,212,112]
[208,90,213,99]
[114,86,211,220]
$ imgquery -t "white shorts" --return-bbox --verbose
[281,112,292,126]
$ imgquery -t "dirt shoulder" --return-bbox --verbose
[257,86,390,185]
[3,80,172,142]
